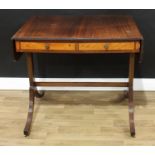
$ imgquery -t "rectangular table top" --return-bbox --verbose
[12,15,143,42]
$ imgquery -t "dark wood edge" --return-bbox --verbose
[12,38,143,43]
[12,40,23,61]
[132,17,144,63]
[138,39,144,63]
[132,16,144,40]
[11,16,35,41]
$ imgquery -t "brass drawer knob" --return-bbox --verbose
[45,44,50,50]
[104,43,109,50]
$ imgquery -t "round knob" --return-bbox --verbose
[45,44,49,50]
[104,43,109,50]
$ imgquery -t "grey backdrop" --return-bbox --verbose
[0,9,154,78]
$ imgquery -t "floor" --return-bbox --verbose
[0,90,155,145]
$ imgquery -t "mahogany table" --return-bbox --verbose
[12,15,143,137]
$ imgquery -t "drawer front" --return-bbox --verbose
[15,41,140,53]
[79,42,140,52]
[16,41,75,52]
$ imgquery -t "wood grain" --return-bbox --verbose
[12,16,143,41]
[35,82,128,87]
[0,90,154,145]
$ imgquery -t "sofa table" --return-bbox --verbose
[12,15,143,137]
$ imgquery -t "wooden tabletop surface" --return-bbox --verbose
[12,16,143,41]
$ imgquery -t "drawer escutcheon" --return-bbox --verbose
[104,43,109,50]
[45,44,50,50]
